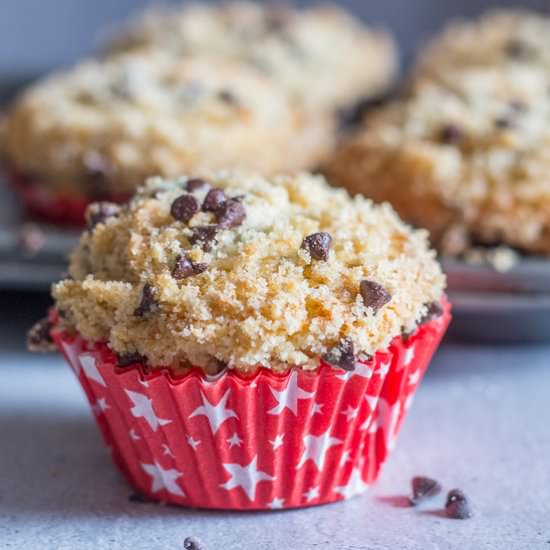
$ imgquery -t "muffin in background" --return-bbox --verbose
[0,52,334,225]
[35,171,449,509]
[106,1,398,113]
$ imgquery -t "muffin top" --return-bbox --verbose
[106,2,397,111]
[326,63,550,255]
[416,10,550,79]
[0,51,333,196]
[52,172,445,373]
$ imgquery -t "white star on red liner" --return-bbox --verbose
[267,497,285,509]
[92,397,109,415]
[268,370,314,416]
[362,398,401,449]
[408,369,421,386]
[304,486,320,502]
[129,428,140,441]
[404,345,416,366]
[227,432,243,448]
[137,378,150,388]
[78,354,106,387]
[339,449,351,466]
[125,389,172,431]
[335,468,369,499]
[270,433,285,450]
[312,403,323,415]
[297,429,342,470]
[335,361,373,382]
[220,456,275,501]
[162,444,175,458]
[141,461,185,497]
[61,341,81,375]
[189,389,238,434]
[364,394,378,411]
[341,405,358,422]
[187,435,201,450]
[374,360,391,378]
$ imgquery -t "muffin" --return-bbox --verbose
[326,61,550,256]
[106,1,398,113]
[0,51,334,225]
[34,171,449,509]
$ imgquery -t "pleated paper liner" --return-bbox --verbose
[52,300,450,510]
[5,168,129,226]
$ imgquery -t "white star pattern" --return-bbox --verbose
[162,444,175,458]
[267,497,285,509]
[335,361,373,382]
[187,435,201,450]
[334,468,369,499]
[62,341,82,375]
[227,432,243,448]
[270,433,285,451]
[79,354,106,387]
[268,370,314,416]
[408,369,421,386]
[375,360,391,378]
[363,398,401,449]
[339,449,351,466]
[341,405,358,422]
[92,397,109,415]
[365,395,378,411]
[129,428,140,441]
[220,456,275,501]
[137,378,150,388]
[125,390,172,432]
[189,389,238,434]
[404,345,416,366]
[304,486,320,502]
[141,461,185,497]
[312,403,324,415]
[297,429,342,471]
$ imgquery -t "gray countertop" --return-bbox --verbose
[1,294,549,550]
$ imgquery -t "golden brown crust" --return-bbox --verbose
[52,172,445,373]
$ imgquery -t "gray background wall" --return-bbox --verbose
[0,0,549,76]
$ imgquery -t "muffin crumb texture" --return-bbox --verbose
[53,172,445,373]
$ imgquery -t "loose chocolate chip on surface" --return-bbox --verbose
[439,124,463,144]
[186,178,210,192]
[183,536,205,550]
[215,199,246,228]
[420,301,444,324]
[323,339,356,371]
[301,232,332,261]
[134,283,158,317]
[87,202,120,230]
[410,476,442,505]
[118,352,146,367]
[171,194,199,222]
[445,489,473,519]
[172,252,208,279]
[27,317,55,352]
[202,188,227,212]
[189,225,219,251]
[360,280,391,313]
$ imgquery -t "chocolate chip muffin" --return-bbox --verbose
[52,171,445,373]
[326,58,550,256]
[0,51,334,222]
[106,2,397,112]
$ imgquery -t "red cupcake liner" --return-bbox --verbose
[51,301,450,510]
[5,168,128,226]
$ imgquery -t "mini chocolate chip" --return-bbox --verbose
[301,232,332,261]
[231,194,246,202]
[27,317,55,352]
[215,199,246,228]
[420,302,444,324]
[410,476,442,506]
[134,283,158,317]
[495,116,513,129]
[218,89,238,105]
[439,124,463,144]
[172,252,208,279]
[128,492,151,503]
[171,194,199,223]
[186,178,210,192]
[189,225,219,251]
[118,352,146,367]
[505,38,531,59]
[202,188,227,212]
[86,202,120,230]
[323,339,356,371]
[183,536,205,550]
[445,489,473,519]
[360,280,391,314]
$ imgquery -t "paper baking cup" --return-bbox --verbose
[5,169,128,226]
[51,301,450,510]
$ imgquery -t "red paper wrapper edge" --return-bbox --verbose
[52,301,450,510]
